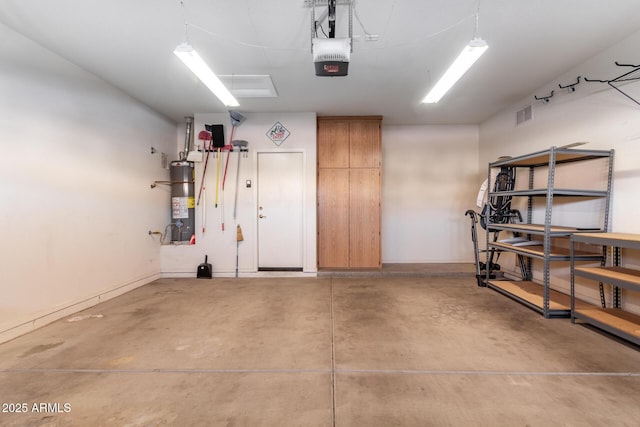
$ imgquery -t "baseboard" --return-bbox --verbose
[0,272,161,344]
[161,271,318,279]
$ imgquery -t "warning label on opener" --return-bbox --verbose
[172,197,189,219]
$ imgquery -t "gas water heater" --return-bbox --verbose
[171,117,195,242]
[170,160,195,242]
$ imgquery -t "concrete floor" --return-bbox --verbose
[0,274,639,426]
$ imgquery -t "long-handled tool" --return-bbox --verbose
[222,126,236,191]
[202,184,207,235]
[204,124,225,209]
[236,225,244,278]
[232,140,249,220]
[196,131,213,206]
[219,125,236,231]
[220,112,245,229]
[214,147,221,208]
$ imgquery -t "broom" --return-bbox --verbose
[236,225,244,278]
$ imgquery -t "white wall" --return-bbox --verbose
[160,112,317,276]
[161,119,479,273]
[479,28,640,313]
[382,125,479,263]
[0,22,176,343]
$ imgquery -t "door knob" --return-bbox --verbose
[259,214,266,219]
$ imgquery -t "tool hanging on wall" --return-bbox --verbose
[214,147,221,208]
[232,140,249,220]
[205,124,225,209]
[236,224,244,278]
[220,147,226,230]
[219,125,237,231]
[197,129,214,235]
[196,130,213,206]
[226,111,247,226]
[222,125,236,192]
[202,183,207,235]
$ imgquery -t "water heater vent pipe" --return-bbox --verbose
[182,116,193,160]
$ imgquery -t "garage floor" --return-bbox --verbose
[1,274,639,426]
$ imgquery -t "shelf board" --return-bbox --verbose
[489,148,612,168]
[488,188,608,198]
[573,306,640,345]
[488,223,603,236]
[490,241,602,261]
[487,280,586,317]
[573,232,640,250]
[575,266,640,292]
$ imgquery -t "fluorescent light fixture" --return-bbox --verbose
[422,38,488,104]
[174,42,239,107]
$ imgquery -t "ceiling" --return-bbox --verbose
[2,0,640,125]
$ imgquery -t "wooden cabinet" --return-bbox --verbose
[318,169,350,268]
[317,116,382,269]
[348,121,380,168]
[318,120,349,168]
[349,168,381,267]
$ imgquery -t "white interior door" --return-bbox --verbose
[257,152,304,269]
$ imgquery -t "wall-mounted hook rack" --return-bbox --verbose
[534,90,554,104]
[559,76,581,93]
[585,61,640,107]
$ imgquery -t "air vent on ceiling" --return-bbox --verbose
[516,105,533,125]
[218,75,278,98]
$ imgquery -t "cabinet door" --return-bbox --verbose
[349,168,381,267]
[349,120,381,168]
[318,168,350,268]
[318,121,349,168]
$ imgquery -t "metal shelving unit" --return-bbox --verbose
[485,146,614,318]
[571,232,640,345]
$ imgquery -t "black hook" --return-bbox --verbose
[534,90,554,104]
[615,61,640,68]
[583,76,607,83]
[585,61,640,83]
[583,61,640,107]
[559,76,581,92]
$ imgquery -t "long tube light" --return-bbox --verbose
[422,38,488,104]
[174,42,239,107]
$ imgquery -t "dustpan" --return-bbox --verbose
[197,255,212,279]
